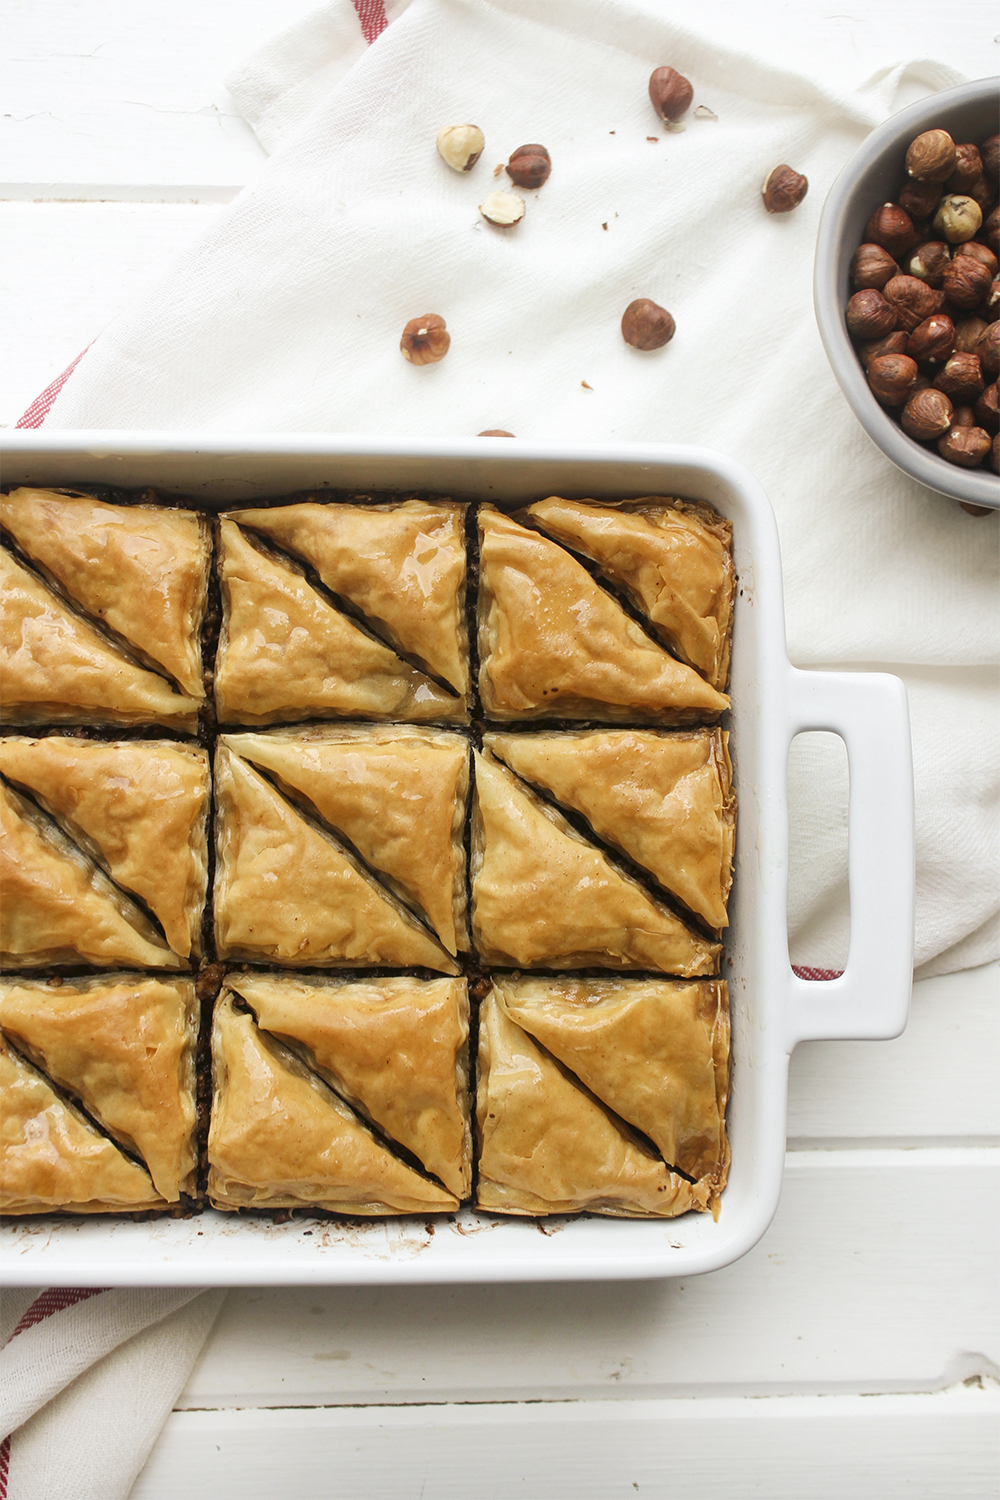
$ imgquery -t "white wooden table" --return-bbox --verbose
[3,5,998,1495]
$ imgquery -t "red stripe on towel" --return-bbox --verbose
[0,1434,9,1500]
[6,1287,109,1345]
[352,0,388,42]
[791,966,843,981]
[15,346,91,429]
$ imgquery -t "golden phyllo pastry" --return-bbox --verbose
[225,499,470,698]
[470,751,720,975]
[214,521,465,726]
[0,975,198,1201]
[213,744,458,973]
[223,725,468,955]
[230,972,471,1199]
[208,992,459,1213]
[0,737,209,959]
[486,729,734,931]
[494,975,730,1197]
[0,549,200,731]
[0,780,184,970]
[0,488,210,699]
[477,508,728,722]
[475,990,709,1217]
[524,496,735,690]
[0,1033,163,1214]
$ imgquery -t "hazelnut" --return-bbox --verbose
[942,255,992,310]
[506,144,551,189]
[975,382,1000,434]
[905,128,956,184]
[932,352,984,405]
[956,241,999,276]
[906,241,950,287]
[436,124,485,173]
[983,135,1000,181]
[852,243,898,289]
[966,175,998,215]
[985,281,1000,322]
[621,298,676,350]
[975,321,1000,380]
[479,189,525,226]
[985,207,1000,254]
[938,423,991,467]
[400,313,450,365]
[898,178,942,221]
[866,203,918,258]
[952,405,976,428]
[901,387,953,440]
[867,353,918,406]
[846,288,897,339]
[961,500,996,514]
[947,143,984,194]
[762,164,808,214]
[477,429,515,437]
[905,313,955,366]
[883,273,942,333]
[858,330,909,369]
[933,194,983,244]
[648,66,693,123]
[954,316,989,354]
[992,433,1000,474]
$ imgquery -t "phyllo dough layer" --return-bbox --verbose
[230,971,471,1199]
[475,990,709,1218]
[0,1033,164,1215]
[485,728,734,931]
[0,974,198,1201]
[223,725,469,955]
[477,508,728,723]
[470,751,720,975]
[208,992,459,1214]
[0,736,210,959]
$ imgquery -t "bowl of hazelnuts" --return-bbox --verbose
[814,77,999,509]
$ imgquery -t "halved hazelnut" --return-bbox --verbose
[621,298,676,350]
[506,145,551,189]
[852,243,898,289]
[933,194,983,244]
[648,67,693,123]
[400,313,450,364]
[846,289,897,339]
[479,190,525,226]
[906,129,956,184]
[436,124,485,173]
[901,387,952,440]
[762,164,808,214]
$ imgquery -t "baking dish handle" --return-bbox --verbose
[784,667,914,1049]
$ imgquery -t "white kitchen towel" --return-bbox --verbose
[31,0,1000,976]
[0,1286,225,1500]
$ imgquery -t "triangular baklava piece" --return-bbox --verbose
[1,488,209,698]
[524,496,735,689]
[0,780,184,970]
[475,991,709,1217]
[0,975,198,1202]
[0,737,209,959]
[214,521,464,726]
[470,752,719,975]
[494,975,730,1195]
[224,726,468,955]
[227,500,469,697]
[0,549,200,730]
[477,508,728,722]
[0,1034,163,1214]
[208,993,459,1213]
[486,729,734,931]
[231,972,471,1198]
[213,745,458,972]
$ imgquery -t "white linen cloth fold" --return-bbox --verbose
[35,0,1000,977]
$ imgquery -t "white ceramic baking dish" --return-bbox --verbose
[0,430,915,1286]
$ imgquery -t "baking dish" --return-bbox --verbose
[0,430,915,1285]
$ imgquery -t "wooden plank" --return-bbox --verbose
[178,1152,999,1407]
[133,1388,1000,1500]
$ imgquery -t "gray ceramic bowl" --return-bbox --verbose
[814,77,999,509]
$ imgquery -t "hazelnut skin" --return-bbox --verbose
[852,244,898,289]
[621,298,676,350]
[436,124,485,173]
[866,203,918,258]
[932,352,985,405]
[883,273,943,333]
[938,423,991,467]
[846,289,897,339]
[400,313,450,365]
[933,194,983,244]
[906,241,950,287]
[867,353,919,406]
[479,189,525,226]
[898,178,942,221]
[858,330,909,369]
[975,382,1000,434]
[901,387,953,440]
[975,322,1000,381]
[506,145,551,189]
[648,67,693,123]
[905,128,956,184]
[905,313,955,366]
[947,143,984,194]
[762,165,808,213]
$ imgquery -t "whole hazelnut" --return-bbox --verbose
[901,387,953,440]
[933,194,983,244]
[952,405,977,428]
[762,164,808,214]
[436,124,485,173]
[947,143,984,194]
[858,330,909,369]
[866,203,918,258]
[985,207,1000,254]
[867,353,918,406]
[975,321,1000,380]
[932,352,985,405]
[898,178,942,221]
[479,189,525,226]
[975,382,1000,434]
[967,174,998,214]
[955,241,999,275]
[982,135,1000,180]
[954,315,989,354]
[992,433,1000,474]
[852,243,898,289]
[506,144,551,189]
[648,66,694,123]
[938,423,991,467]
[941,255,993,310]
[400,313,450,364]
[883,273,943,333]
[621,297,676,350]
[846,289,897,339]
[905,128,957,184]
[477,429,515,437]
[906,241,950,286]
[905,313,955,365]
[985,281,1000,322]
